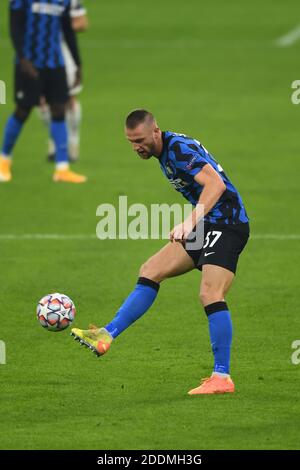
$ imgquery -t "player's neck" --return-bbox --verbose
[153,130,164,158]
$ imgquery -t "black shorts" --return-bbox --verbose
[14,64,68,108]
[183,222,250,274]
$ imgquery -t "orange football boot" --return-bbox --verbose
[188,375,235,395]
[0,156,12,182]
[53,168,87,183]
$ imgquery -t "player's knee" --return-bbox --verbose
[139,260,164,283]
[50,103,65,121]
[199,283,224,306]
[14,106,31,123]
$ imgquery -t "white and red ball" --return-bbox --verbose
[37,293,76,332]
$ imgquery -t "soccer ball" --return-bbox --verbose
[37,292,76,332]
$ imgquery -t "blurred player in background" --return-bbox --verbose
[72,110,250,395]
[39,0,88,163]
[0,0,87,183]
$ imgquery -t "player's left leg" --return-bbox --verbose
[37,98,56,161]
[38,97,81,163]
[50,102,86,183]
[44,67,86,183]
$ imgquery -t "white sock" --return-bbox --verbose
[56,162,69,171]
[66,101,81,160]
[212,372,230,379]
[1,153,11,160]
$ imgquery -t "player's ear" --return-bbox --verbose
[153,125,160,135]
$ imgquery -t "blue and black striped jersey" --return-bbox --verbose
[10,0,72,68]
[159,131,249,225]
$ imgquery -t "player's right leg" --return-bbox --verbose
[71,242,195,355]
[188,265,235,395]
[0,105,31,182]
[0,63,36,182]
[187,222,249,395]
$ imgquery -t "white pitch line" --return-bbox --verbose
[276,24,300,47]
[0,234,97,240]
[251,234,300,240]
[0,234,299,241]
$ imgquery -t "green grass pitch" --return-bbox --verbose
[1,0,300,450]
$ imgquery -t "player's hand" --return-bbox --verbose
[20,58,39,79]
[169,222,193,243]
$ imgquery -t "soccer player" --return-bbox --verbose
[39,0,88,162]
[0,0,87,183]
[71,110,250,395]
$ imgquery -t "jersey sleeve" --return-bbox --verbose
[169,142,208,178]
[70,0,86,18]
[62,13,81,66]
[9,0,25,10]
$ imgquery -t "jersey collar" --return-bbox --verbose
[158,131,166,160]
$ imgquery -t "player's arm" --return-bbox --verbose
[170,164,226,242]
[70,0,88,32]
[10,0,38,78]
[62,10,82,81]
[72,15,89,33]
[193,163,226,218]
[72,14,88,32]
